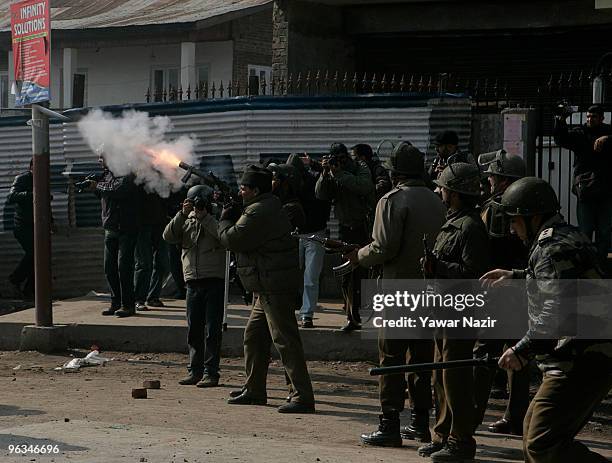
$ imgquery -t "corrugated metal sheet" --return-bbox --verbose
[0,95,471,296]
[0,227,105,299]
[0,0,272,31]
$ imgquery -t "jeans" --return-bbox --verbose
[104,229,138,309]
[576,197,612,266]
[134,224,170,303]
[186,278,224,378]
[9,226,34,295]
[298,229,326,320]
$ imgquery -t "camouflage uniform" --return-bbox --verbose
[511,214,612,463]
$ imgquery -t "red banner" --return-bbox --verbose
[10,0,51,106]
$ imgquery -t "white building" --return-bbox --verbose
[0,0,273,111]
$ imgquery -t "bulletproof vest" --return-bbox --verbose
[481,195,511,238]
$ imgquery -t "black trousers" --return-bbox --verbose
[186,278,225,378]
[104,229,138,310]
[10,226,34,296]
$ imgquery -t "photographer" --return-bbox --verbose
[428,130,470,182]
[315,142,375,332]
[163,185,226,388]
[87,154,139,318]
[554,104,612,266]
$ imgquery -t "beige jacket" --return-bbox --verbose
[163,211,225,281]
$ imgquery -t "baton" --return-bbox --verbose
[369,355,500,376]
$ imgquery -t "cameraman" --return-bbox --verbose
[554,104,612,266]
[315,142,375,332]
[163,185,226,387]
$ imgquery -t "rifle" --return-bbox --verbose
[291,230,359,277]
[369,355,500,376]
[178,161,236,206]
[421,233,436,279]
[62,171,103,193]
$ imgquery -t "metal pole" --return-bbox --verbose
[222,250,230,331]
[31,104,52,327]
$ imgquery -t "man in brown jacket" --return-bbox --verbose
[219,165,315,413]
[348,143,446,447]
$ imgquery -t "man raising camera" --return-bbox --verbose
[163,185,226,388]
[315,143,375,332]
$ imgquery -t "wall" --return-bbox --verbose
[232,9,273,92]
[272,0,354,78]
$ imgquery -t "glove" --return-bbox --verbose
[219,202,242,222]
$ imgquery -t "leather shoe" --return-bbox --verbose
[277,401,315,414]
[338,321,361,332]
[418,441,445,457]
[229,387,246,398]
[400,409,431,442]
[301,317,314,328]
[135,302,148,311]
[101,307,119,316]
[227,391,266,405]
[360,415,402,447]
[178,374,202,385]
[146,298,165,307]
[488,418,522,436]
[115,307,135,318]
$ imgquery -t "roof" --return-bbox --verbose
[0,0,272,31]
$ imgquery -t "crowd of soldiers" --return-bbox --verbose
[6,105,612,462]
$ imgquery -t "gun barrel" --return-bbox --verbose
[369,356,499,376]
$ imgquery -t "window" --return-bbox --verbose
[151,67,179,101]
[248,65,272,95]
[59,68,88,108]
[0,72,8,110]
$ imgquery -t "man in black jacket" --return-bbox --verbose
[286,154,331,328]
[86,154,140,317]
[553,104,612,265]
[7,159,34,298]
[351,143,392,202]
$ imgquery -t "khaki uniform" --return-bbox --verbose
[218,193,314,404]
[431,208,490,447]
[473,194,530,430]
[359,179,446,415]
[512,215,611,463]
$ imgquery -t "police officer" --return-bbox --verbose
[219,165,315,413]
[473,150,530,435]
[353,143,446,447]
[419,162,490,462]
[482,177,611,463]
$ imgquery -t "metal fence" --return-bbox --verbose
[146,71,511,113]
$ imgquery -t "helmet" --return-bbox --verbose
[478,150,526,178]
[187,185,212,210]
[434,162,481,196]
[500,177,560,216]
[384,142,424,176]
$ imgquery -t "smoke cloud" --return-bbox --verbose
[77,109,197,197]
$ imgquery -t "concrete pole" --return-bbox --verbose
[180,42,196,100]
[31,104,53,327]
[62,48,78,109]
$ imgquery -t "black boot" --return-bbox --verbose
[360,414,402,447]
[400,408,431,442]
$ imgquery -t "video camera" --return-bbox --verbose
[553,100,574,118]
